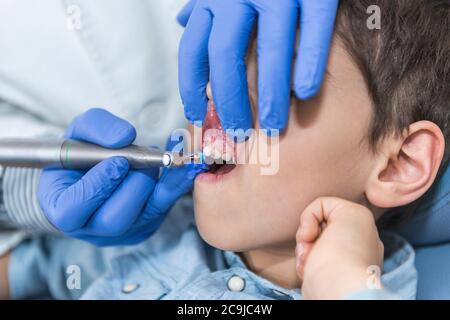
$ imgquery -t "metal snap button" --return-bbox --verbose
[122,283,140,294]
[227,275,246,292]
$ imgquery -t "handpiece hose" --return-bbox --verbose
[0,138,181,169]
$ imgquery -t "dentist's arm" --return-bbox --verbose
[37,108,207,246]
[178,0,339,136]
[0,105,206,246]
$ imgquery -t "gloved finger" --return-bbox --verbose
[143,163,208,219]
[294,0,339,100]
[65,108,136,148]
[177,0,198,27]
[208,1,256,137]
[179,1,212,124]
[39,157,130,232]
[83,168,160,237]
[255,0,298,133]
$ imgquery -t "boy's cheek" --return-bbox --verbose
[194,168,304,251]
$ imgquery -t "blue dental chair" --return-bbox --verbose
[396,164,450,299]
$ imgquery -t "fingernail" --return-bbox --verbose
[296,84,320,101]
[111,157,129,174]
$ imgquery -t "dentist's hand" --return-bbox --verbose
[38,108,207,246]
[178,0,339,135]
[296,197,384,300]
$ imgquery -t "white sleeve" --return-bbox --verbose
[0,101,62,139]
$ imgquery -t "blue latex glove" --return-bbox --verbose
[38,108,207,246]
[178,0,339,135]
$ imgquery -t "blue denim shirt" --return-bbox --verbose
[9,196,417,300]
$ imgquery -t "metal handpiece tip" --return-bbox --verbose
[168,152,205,167]
[184,152,205,164]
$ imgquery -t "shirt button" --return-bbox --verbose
[122,283,140,294]
[227,275,246,292]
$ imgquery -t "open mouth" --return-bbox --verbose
[207,162,237,175]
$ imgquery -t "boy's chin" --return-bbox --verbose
[197,227,242,252]
[194,209,250,252]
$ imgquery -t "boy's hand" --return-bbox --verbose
[296,197,384,300]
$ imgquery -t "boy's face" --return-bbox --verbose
[193,39,379,252]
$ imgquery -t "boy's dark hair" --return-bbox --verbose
[335,0,450,223]
[336,0,450,165]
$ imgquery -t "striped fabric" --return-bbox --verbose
[0,166,9,227]
[1,167,57,233]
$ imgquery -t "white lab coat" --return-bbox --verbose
[0,0,187,147]
[0,0,189,240]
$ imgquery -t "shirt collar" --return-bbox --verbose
[223,250,302,300]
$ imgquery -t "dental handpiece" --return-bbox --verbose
[0,138,201,170]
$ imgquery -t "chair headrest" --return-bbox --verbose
[395,164,450,246]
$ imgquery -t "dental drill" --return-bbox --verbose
[0,138,203,170]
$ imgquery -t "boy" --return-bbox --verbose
[0,0,449,299]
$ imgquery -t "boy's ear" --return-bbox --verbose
[366,121,445,208]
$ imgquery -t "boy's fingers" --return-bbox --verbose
[297,212,321,243]
[300,197,349,228]
[297,197,366,245]
[295,242,314,279]
[297,198,331,243]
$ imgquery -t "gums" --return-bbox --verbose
[201,101,237,175]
